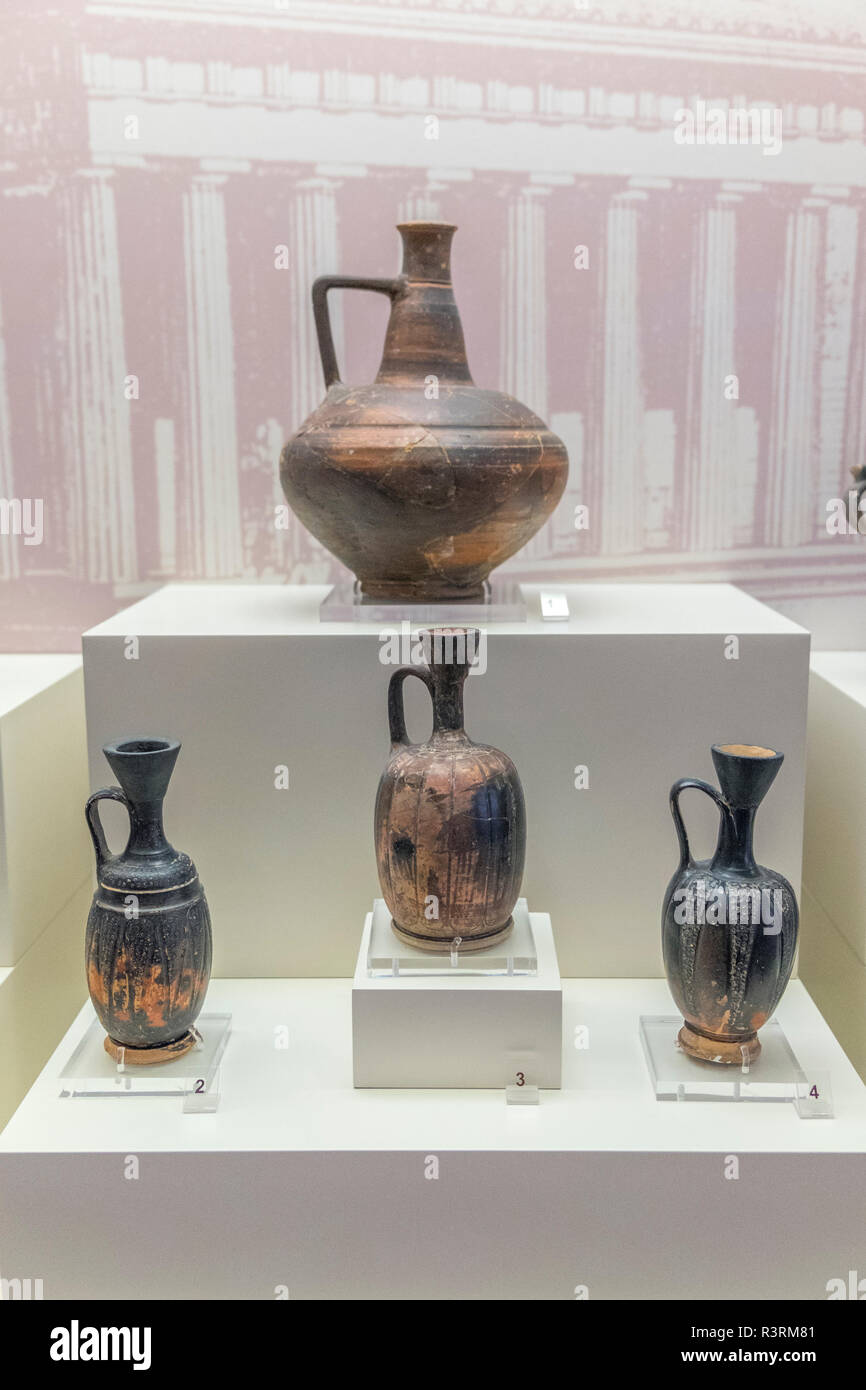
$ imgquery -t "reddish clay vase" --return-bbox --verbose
[374,628,526,951]
[280,221,569,602]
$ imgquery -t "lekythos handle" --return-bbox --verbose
[312,275,404,388]
[387,666,434,747]
[669,777,732,872]
[85,787,130,871]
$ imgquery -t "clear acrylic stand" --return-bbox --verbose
[639,1015,834,1116]
[366,897,538,977]
[319,579,528,624]
[59,1013,231,1112]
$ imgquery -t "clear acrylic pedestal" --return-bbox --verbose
[59,1013,232,1112]
[319,579,528,623]
[366,897,538,977]
[639,1015,833,1117]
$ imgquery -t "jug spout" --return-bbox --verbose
[102,737,180,855]
[710,744,783,809]
[397,221,458,284]
[377,222,473,386]
[709,744,784,876]
[103,737,180,807]
[421,627,480,733]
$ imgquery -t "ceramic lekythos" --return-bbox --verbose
[662,744,799,1064]
[374,628,526,950]
[85,738,212,1064]
[280,221,569,602]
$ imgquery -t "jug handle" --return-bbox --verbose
[669,778,731,871]
[85,787,130,872]
[312,275,404,388]
[388,666,434,748]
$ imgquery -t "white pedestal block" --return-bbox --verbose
[0,881,91,1131]
[0,656,90,966]
[352,903,562,1088]
[800,653,866,1079]
[804,653,866,964]
[82,582,809,978]
[0,658,91,1127]
[799,886,866,1084]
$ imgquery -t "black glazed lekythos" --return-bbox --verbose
[85,738,212,1064]
[662,744,798,1064]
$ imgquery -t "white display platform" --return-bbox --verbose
[0,882,90,1132]
[0,656,91,1129]
[352,903,561,1088]
[0,977,863,1300]
[800,652,866,1080]
[804,653,866,963]
[82,582,809,979]
[0,655,89,965]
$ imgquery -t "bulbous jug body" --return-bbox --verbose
[374,629,526,950]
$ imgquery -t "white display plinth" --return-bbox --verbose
[804,653,866,962]
[0,656,92,1129]
[352,902,561,1088]
[82,582,809,980]
[0,655,89,966]
[1,977,864,1300]
[801,652,866,1080]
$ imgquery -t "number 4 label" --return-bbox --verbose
[794,1071,834,1119]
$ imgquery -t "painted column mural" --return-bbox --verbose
[0,0,863,645]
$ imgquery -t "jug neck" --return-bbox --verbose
[376,222,473,387]
[120,799,169,857]
[423,627,479,734]
[430,664,467,734]
[712,806,759,876]
[102,738,179,860]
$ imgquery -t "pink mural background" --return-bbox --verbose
[0,0,864,650]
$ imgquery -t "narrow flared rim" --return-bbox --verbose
[396,220,457,233]
[103,736,181,758]
[712,743,781,761]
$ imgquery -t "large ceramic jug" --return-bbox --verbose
[85,738,212,1063]
[662,744,799,1064]
[374,628,526,950]
[280,221,569,602]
